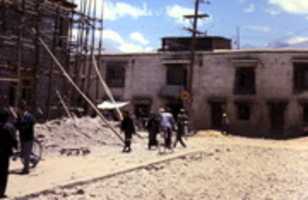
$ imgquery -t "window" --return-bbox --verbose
[57,17,67,47]
[0,7,7,33]
[303,103,308,123]
[21,80,32,103]
[234,67,256,95]
[294,63,308,93]
[166,64,187,86]
[106,62,126,88]
[8,85,16,106]
[236,102,251,120]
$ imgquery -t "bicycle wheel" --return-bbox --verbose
[31,139,43,165]
[185,123,197,137]
[21,139,43,168]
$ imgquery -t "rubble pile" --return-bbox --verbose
[35,117,124,154]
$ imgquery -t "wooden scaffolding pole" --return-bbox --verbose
[46,6,60,118]
[15,0,25,106]
[56,89,73,118]
[86,0,96,96]
[31,0,42,112]
[35,31,124,143]
[92,55,123,120]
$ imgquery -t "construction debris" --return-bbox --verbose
[35,117,124,155]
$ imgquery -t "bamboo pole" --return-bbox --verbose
[35,31,124,143]
[56,89,92,139]
[15,0,25,106]
[92,55,123,120]
[86,0,96,93]
[46,6,60,118]
[95,0,105,102]
[56,89,73,118]
[31,0,42,113]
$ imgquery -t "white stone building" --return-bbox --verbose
[91,38,308,137]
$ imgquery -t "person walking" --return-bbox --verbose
[16,102,35,174]
[0,109,17,199]
[146,113,160,150]
[120,111,136,153]
[222,111,230,135]
[159,107,175,151]
[174,109,187,148]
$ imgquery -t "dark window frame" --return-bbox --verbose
[236,102,251,121]
[302,103,308,123]
[293,62,308,93]
[105,62,126,88]
[234,67,256,95]
[166,64,188,87]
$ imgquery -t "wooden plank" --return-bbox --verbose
[0,77,19,82]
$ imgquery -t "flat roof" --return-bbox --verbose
[48,0,77,8]
[99,48,308,57]
[213,48,308,53]
[162,36,231,40]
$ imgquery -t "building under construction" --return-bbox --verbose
[0,0,104,118]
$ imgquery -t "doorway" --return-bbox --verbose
[166,99,183,120]
[210,101,226,129]
[268,102,287,135]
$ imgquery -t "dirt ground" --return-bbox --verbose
[7,118,308,200]
[24,142,308,200]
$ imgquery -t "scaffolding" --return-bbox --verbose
[0,0,105,118]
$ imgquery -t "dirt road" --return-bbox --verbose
[7,130,308,200]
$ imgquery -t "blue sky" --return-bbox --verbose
[91,0,308,52]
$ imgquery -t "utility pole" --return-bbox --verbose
[182,0,209,130]
[184,0,209,97]
[236,26,241,49]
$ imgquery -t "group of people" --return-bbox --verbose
[120,107,189,153]
[0,103,188,198]
[0,102,35,199]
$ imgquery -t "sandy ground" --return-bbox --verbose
[25,146,308,200]
[6,118,308,200]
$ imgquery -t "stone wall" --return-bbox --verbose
[96,50,308,137]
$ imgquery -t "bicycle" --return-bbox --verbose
[184,121,197,137]
[12,138,43,168]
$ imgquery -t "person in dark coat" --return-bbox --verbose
[174,109,187,148]
[146,113,160,150]
[222,111,230,135]
[16,101,35,174]
[120,111,136,153]
[0,109,17,199]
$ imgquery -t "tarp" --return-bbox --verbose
[97,101,129,110]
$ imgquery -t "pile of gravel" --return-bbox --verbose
[35,117,124,154]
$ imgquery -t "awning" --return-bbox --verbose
[97,101,130,110]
